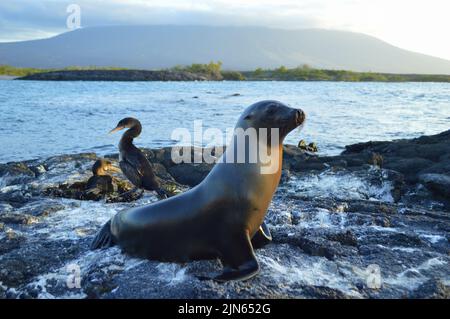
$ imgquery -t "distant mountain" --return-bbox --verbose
[1,25,450,74]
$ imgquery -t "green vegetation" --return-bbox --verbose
[243,64,450,82]
[0,65,47,77]
[1,63,449,82]
[172,61,245,80]
[0,65,127,77]
[221,71,245,81]
[172,61,224,80]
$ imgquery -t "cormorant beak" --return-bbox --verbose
[109,126,125,134]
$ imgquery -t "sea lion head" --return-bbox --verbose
[238,100,305,141]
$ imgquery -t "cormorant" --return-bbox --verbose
[109,117,166,198]
[84,159,121,198]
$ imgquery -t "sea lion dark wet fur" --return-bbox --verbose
[92,100,305,282]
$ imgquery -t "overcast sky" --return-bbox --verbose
[1,0,449,60]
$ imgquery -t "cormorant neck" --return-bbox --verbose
[120,121,142,146]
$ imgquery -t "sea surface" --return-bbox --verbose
[0,80,449,163]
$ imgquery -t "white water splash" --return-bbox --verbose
[419,234,446,244]
[382,257,448,291]
[287,169,394,202]
[156,263,189,286]
[259,251,363,298]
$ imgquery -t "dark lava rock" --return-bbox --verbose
[327,230,358,247]
[343,129,450,184]
[0,239,88,288]
[0,162,35,185]
[0,231,26,254]
[29,164,47,177]
[25,202,66,217]
[44,177,139,203]
[0,203,13,213]
[274,230,358,260]
[0,190,33,207]
[299,285,350,299]
[0,212,39,225]
[19,70,211,81]
[419,173,450,198]
[168,163,214,187]
[0,162,35,178]
[42,153,97,170]
[408,279,450,299]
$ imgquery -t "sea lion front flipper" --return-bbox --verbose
[199,231,260,282]
[251,222,272,249]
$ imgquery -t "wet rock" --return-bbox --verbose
[274,230,358,260]
[327,231,358,247]
[0,212,39,225]
[0,189,33,207]
[385,158,434,182]
[361,232,423,248]
[418,173,450,198]
[43,182,85,200]
[0,231,26,254]
[280,169,291,184]
[29,164,47,177]
[43,153,97,168]
[0,162,35,184]
[0,203,13,213]
[299,285,350,299]
[0,239,88,288]
[44,177,137,203]
[409,279,450,299]
[168,163,214,187]
[25,202,66,217]
[105,188,144,203]
[342,129,450,189]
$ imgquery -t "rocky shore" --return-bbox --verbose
[18,70,210,81]
[0,130,449,299]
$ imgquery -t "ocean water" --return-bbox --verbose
[0,80,449,163]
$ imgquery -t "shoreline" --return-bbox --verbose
[3,68,450,83]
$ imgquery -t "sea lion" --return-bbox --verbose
[91,100,305,281]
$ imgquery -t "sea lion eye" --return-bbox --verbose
[244,114,252,120]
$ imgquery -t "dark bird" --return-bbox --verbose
[109,117,166,198]
[84,159,121,198]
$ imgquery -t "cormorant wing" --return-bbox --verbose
[119,158,144,188]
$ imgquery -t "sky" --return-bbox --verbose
[1,0,449,61]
